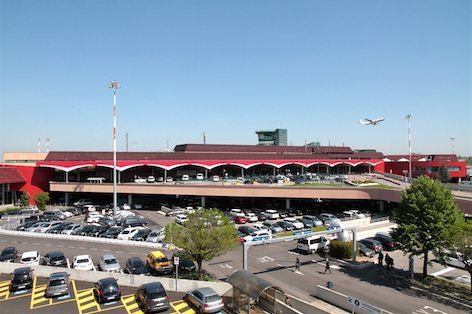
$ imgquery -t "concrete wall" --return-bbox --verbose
[0,262,232,296]
[315,285,392,314]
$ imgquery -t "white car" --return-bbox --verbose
[117,227,145,241]
[264,209,280,220]
[230,208,243,216]
[175,214,188,225]
[86,212,103,223]
[196,173,204,180]
[59,210,73,218]
[73,255,94,271]
[245,212,258,222]
[134,178,147,183]
[252,224,270,232]
[147,176,156,183]
[20,251,40,265]
[212,175,220,182]
[284,218,304,229]
[115,210,135,218]
[181,175,189,181]
[243,231,272,242]
[35,221,63,233]
[121,204,132,210]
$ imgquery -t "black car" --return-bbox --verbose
[237,226,254,236]
[10,267,34,291]
[125,257,150,276]
[72,225,96,236]
[300,218,314,228]
[122,217,147,227]
[46,223,72,234]
[130,228,151,241]
[373,234,397,251]
[279,211,289,219]
[99,226,124,239]
[94,278,122,304]
[0,247,18,262]
[172,252,196,272]
[89,225,111,237]
[135,282,170,313]
[359,238,383,253]
[97,217,114,227]
[43,251,68,267]
[276,221,294,231]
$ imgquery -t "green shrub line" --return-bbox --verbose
[0,207,21,213]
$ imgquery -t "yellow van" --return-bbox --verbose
[146,251,173,275]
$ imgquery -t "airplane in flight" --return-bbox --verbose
[359,117,385,126]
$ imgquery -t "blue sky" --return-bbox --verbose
[1,0,471,158]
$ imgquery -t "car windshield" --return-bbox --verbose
[77,259,89,263]
[49,279,66,286]
[50,256,64,261]
[13,274,29,281]
[156,258,168,263]
[105,258,117,264]
[205,294,221,302]
[122,230,130,234]
[22,256,37,262]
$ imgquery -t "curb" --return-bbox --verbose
[409,285,472,310]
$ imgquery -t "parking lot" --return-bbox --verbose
[0,273,195,314]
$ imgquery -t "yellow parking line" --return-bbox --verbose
[30,281,51,308]
[171,300,195,314]
[181,309,195,314]
[173,301,189,311]
[121,294,143,314]
[0,285,9,299]
[72,280,100,314]
[0,281,10,287]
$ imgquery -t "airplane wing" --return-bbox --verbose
[359,119,370,125]
[364,118,373,123]
[374,118,385,123]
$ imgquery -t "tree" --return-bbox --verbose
[438,165,450,183]
[33,192,50,211]
[165,208,238,279]
[392,176,463,278]
[449,220,472,294]
[19,191,30,207]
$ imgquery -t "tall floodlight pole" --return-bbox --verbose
[450,137,455,155]
[109,81,120,216]
[405,114,412,180]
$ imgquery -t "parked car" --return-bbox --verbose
[263,209,280,220]
[130,228,151,241]
[61,223,82,235]
[135,282,170,313]
[373,233,397,251]
[72,255,94,271]
[94,278,122,304]
[196,173,204,180]
[16,221,39,231]
[233,215,248,224]
[181,174,190,181]
[245,212,258,223]
[358,242,375,258]
[125,257,150,276]
[300,217,314,228]
[117,227,146,241]
[211,175,220,182]
[252,224,270,232]
[46,222,72,234]
[0,247,17,262]
[99,226,124,239]
[146,228,165,243]
[262,222,284,233]
[72,225,96,236]
[89,225,111,237]
[73,198,92,206]
[20,251,40,265]
[44,272,70,298]
[86,212,104,223]
[25,222,43,232]
[359,238,383,253]
[283,218,304,229]
[185,287,224,313]
[302,215,323,227]
[319,213,341,226]
[277,221,295,231]
[35,221,63,233]
[166,177,174,182]
[147,176,156,183]
[172,251,196,272]
[43,210,66,220]
[146,251,173,275]
[243,230,272,242]
[121,216,147,227]
[175,214,188,225]
[43,251,68,267]
[99,254,121,273]
[237,226,254,236]
[256,213,267,221]
[9,267,34,291]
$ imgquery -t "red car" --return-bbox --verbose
[233,215,248,224]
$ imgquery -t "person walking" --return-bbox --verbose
[378,251,384,267]
[294,257,300,272]
[387,255,394,269]
[323,256,332,274]
[385,253,390,270]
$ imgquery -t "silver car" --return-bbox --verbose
[99,254,121,272]
[185,287,224,313]
[146,228,165,243]
[44,272,70,297]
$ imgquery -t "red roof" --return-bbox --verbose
[0,167,26,184]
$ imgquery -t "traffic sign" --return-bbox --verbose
[174,256,180,265]
[348,296,382,314]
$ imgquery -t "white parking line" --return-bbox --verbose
[431,267,455,277]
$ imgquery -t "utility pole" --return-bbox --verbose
[405,114,412,180]
[450,137,455,155]
[125,133,129,152]
[109,81,120,217]
[46,138,50,153]
[37,138,41,153]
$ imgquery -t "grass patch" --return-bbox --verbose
[0,207,21,213]
[412,275,472,301]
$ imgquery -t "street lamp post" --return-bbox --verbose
[450,137,455,155]
[405,114,412,180]
[109,81,120,216]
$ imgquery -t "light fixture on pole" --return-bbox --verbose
[109,81,120,216]
[405,114,412,180]
[450,137,455,155]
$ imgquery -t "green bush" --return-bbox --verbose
[33,192,50,211]
[329,240,358,259]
